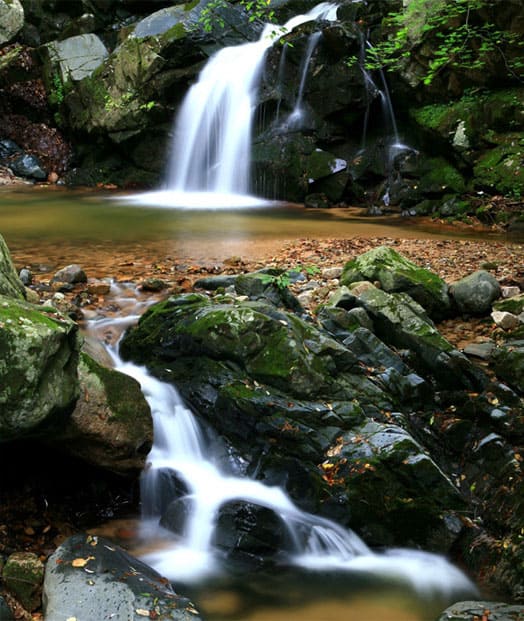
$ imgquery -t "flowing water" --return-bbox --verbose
[81,281,479,621]
[125,3,340,209]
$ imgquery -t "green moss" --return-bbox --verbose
[80,353,146,423]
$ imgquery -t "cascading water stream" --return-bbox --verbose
[125,3,339,209]
[85,284,478,602]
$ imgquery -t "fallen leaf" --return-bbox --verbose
[135,609,150,617]
[72,556,94,567]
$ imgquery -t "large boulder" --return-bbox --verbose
[0,294,80,441]
[0,0,24,45]
[323,420,464,550]
[449,270,501,316]
[52,353,153,475]
[340,245,451,320]
[44,34,109,82]
[43,533,203,621]
[349,284,487,391]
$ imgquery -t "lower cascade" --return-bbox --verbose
[90,296,478,602]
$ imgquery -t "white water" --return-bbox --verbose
[126,3,339,209]
[86,286,478,599]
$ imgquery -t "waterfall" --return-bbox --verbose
[125,3,339,209]
[85,293,477,599]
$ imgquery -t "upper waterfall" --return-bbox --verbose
[127,2,339,208]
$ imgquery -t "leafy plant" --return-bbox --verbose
[361,0,524,85]
[259,264,320,290]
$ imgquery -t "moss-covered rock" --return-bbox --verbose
[491,339,524,395]
[325,420,464,549]
[473,134,524,196]
[51,353,153,475]
[340,245,451,320]
[0,233,25,299]
[493,293,524,315]
[3,552,44,612]
[353,284,487,390]
[0,294,79,440]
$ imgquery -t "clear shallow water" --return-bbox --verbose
[0,187,517,267]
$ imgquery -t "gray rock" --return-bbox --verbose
[51,263,87,284]
[43,534,202,621]
[45,33,108,82]
[435,600,524,621]
[19,268,32,286]
[0,0,24,44]
[449,270,501,315]
[0,596,14,620]
[463,341,495,360]
[491,310,520,331]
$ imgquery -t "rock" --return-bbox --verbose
[0,0,24,44]
[491,340,524,394]
[328,420,464,549]
[353,284,487,391]
[194,274,238,290]
[435,600,524,621]
[501,286,521,299]
[0,234,25,299]
[9,153,47,180]
[322,267,343,280]
[18,268,32,286]
[0,596,14,620]
[493,292,524,315]
[87,279,111,296]
[491,310,521,331]
[449,270,501,316]
[140,277,168,292]
[52,353,153,475]
[0,295,80,440]
[44,33,109,82]
[234,272,304,313]
[463,342,496,360]
[213,501,291,568]
[3,552,44,612]
[43,533,202,621]
[51,263,87,285]
[340,246,451,320]
[305,192,331,208]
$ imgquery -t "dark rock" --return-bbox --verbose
[491,339,524,394]
[213,501,291,568]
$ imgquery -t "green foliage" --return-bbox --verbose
[198,0,275,33]
[259,264,320,290]
[362,0,524,85]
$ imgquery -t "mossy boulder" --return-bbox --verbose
[325,420,464,550]
[352,284,487,390]
[491,339,524,395]
[51,353,153,475]
[0,233,25,299]
[473,134,524,196]
[0,295,80,440]
[340,245,451,320]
